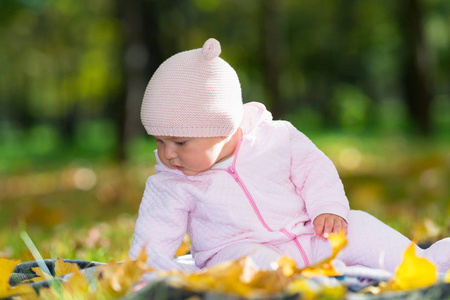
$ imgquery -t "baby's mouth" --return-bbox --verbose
[171,164,184,170]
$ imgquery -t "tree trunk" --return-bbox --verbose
[260,0,284,120]
[115,0,163,161]
[400,0,433,135]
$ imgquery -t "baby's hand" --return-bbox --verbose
[313,213,348,239]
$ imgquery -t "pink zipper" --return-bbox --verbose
[220,138,310,266]
[227,165,273,232]
[279,228,310,266]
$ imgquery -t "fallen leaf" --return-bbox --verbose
[36,248,151,299]
[63,269,90,294]
[95,248,151,298]
[54,258,81,277]
[30,266,54,282]
[169,256,301,298]
[32,261,87,300]
[0,258,20,294]
[175,234,191,257]
[392,244,437,290]
[301,262,341,278]
[287,277,318,300]
[277,256,299,277]
[38,270,90,300]
[171,257,254,297]
[300,231,347,277]
[245,267,291,295]
[167,232,349,298]
[0,258,37,298]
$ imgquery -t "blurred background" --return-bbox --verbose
[0,0,449,262]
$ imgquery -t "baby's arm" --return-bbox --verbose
[313,213,348,239]
[129,175,191,268]
[286,122,350,229]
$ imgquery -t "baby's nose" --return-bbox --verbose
[164,146,177,160]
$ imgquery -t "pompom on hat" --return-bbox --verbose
[141,38,243,137]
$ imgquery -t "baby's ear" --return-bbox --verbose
[202,38,221,61]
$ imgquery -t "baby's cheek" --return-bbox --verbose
[157,153,171,169]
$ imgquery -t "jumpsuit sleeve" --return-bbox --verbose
[286,122,350,223]
[129,174,192,268]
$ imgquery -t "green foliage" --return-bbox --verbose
[432,95,450,135]
[0,120,119,174]
[331,84,372,132]
[0,0,120,122]
[2,0,450,136]
[74,120,118,157]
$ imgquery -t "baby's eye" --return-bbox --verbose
[175,141,186,146]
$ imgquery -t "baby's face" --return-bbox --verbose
[154,135,236,176]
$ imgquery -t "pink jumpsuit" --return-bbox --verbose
[129,102,450,273]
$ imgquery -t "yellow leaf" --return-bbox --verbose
[35,262,91,299]
[37,270,91,300]
[245,268,290,295]
[169,257,260,296]
[3,284,37,299]
[277,256,299,277]
[95,248,152,298]
[36,287,59,300]
[54,258,81,277]
[311,231,347,269]
[0,258,37,298]
[0,258,20,294]
[136,247,148,266]
[328,230,348,256]
[393,244,437,290]
[287,277,318,300]
[37,249,152,299]
[60,269,90,296]
[175,257,253,296]
[30,266,53,282]
[445,270,450,283]
[175,234,191,257]
[167,233,348,298]
[300,231,347,277]
[301,262,341,278]
[169,256,297,298]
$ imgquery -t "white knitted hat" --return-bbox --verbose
[141,38,243,137]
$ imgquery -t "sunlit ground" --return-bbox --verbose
[0,132,449,263]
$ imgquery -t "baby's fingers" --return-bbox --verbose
[332,220,348,235]
[332,221,343,233]
[322,218,334,238]
[314,218,325,238]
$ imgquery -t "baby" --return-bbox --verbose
[129,38,449,274]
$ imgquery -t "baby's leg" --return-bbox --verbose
[417,237,450,273]
[312,210,450,273]
[205,242,283,270]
